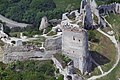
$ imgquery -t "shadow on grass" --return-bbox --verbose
[90,51,110,71]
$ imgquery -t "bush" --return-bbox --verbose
[57,74,64,80]
[0,60,56,80]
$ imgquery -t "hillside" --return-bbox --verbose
[0,0,120,27]
[0,0,120,80]
[0,0,81,27]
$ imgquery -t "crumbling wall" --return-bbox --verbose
[44,36,62,51]
[2,45,44,63]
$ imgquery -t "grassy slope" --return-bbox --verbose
[95,14,120,80]
[89,30,116,76]
[88,2,120,78]
[97,62,120,80]
[106,13,120,40]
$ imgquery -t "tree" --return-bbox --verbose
[88,30,96,41]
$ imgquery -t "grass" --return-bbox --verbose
[97,61,120,80]
[91,66,101,76]
[54,0,106,11]
[23,36,46,47]
[9,32,21,38]
[106,13,120,41]
[54,53,66,68]
[47,31,57,36]
[94,13,120,80]
[101,27,114,36]
[89,30,116,75]
[53,53,71,68]
[96,1,106,6]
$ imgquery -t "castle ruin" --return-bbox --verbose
[62,22,92,74]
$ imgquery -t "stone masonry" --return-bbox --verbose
[62,23,92,74]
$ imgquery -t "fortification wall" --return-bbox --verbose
[3,51,45,63]
[2,45,45,63]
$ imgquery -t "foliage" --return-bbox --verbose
[54,53,71,68]
[47,31,57,36]
[88,30,99,43]
[0,0,65,27]
[0,60,55,80]
[89,30,116,77]
[57,74,64,80]
[0,0,82,34]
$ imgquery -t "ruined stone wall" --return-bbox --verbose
[62,27,91,74]
[3,51,44,63]
[2,36,62,63]
[44,36,62,51]
[2,45,45,63]
[43,36,62,58]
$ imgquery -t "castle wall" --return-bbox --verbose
[2,45,46,63]
[3,51,45,63]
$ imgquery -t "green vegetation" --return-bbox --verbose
[57,74,64,80]
[0,60,56,80]
[23,36,46,46]
[47,31,57,36]
[9,32,21,38]
[0,0,81,27]
[88,30,99,43]
[0,0,119,80]
[10,29,43,37]
[54,53,71,68]
[0,0,115,35]
[93,13,120,80]
[88,30,116,76]
[44,26,52,34]
[106,13,120,41]
[97,61,120,80]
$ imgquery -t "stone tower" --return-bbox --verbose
[62,22,92,74]
[39,16,49,30]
